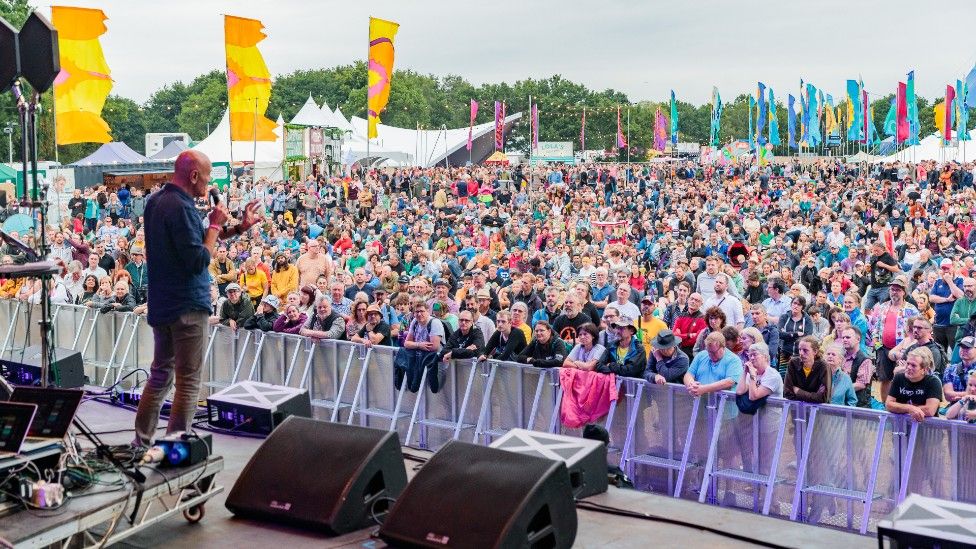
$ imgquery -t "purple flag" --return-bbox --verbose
[493,101,502,150]
[467,99,478,151]
[653,107,668,151]
[531,102,539,150]
[616,107,626,148]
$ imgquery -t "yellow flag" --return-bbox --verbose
[367,17,399,139]
[225,15,277,142]
[52,6,113,145]
[825,105,837,136]
[934,101,946,137]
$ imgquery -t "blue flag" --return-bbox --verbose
[787,94,797,149]
[768,87,780,146]
[806,83,821,147]
[748,95,755,150]
[846,79,864,141]
[959,78,971,141]
[756,82,767,145]
[967,63,976,109]
[883,97,896,137]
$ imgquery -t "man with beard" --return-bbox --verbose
[553,294,590,348]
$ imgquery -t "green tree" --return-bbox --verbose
[0,0,32,28]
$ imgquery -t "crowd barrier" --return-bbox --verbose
[0,300,974,534]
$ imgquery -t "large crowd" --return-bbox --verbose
[14,157,976,426]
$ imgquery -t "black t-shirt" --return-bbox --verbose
[889,372,943,406]
[359,321,392,346]
[553,313,590,347]
[869,252,897,286]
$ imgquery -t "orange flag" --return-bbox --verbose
[224,15,277,142]
[367,17,399,139]
[52,6,113,145]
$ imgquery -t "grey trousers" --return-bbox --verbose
[133,310,209,447]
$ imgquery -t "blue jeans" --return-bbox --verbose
[864,286,890,312]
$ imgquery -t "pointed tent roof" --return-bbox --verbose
[332,106,356,133]
[70,142,149,166]
[150,140,188,161]
[191,110,284,166]
[290,94,332,127]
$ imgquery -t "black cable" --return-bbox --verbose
[574,500,792,549]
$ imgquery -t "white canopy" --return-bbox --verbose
[290,95,333,127]
[884,130,976,162]
[191,110,284,168]
[332,106,357,134]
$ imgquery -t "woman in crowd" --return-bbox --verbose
[779,295,813,375]
[784,336,830,404]
[737,327,765,364]
[563,323,605,371]
[824,342,857,406]
[517,321,569,368]
[85,276,114,309]
[345,298,369,340]
[693,306,726,355]
[77,274,99,305]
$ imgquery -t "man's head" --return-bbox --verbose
[688,292,703,313]
[889,276,909,305]
[113,281,128,299]
[173,150,212,198]
[457,310,473,332]
[704,331,726,361]
[959,336,976,363]
[911,318,933,343]
[615,283,631,303]
[750,304,767,326]
[306,239,321,257]
[840,326,862,354]
[354,268,367,285]
[705,256,720,275]
[225,283,242,303]
[964,278,976,300]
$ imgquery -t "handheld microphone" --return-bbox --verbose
[209,187,220,207]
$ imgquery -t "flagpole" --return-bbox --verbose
[626,106,631,165]
[51,90,58,165]
[527,95,532,162]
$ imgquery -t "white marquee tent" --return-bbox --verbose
[883,130,976,162]
[290,95,333,127]
[191,110,284,177]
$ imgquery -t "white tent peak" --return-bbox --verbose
[332,106,356,133]
[191,110,284,167]
[290,95,331,127]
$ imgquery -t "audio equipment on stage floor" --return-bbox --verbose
[225,417,407,534]
[0,346,85,388]
[490,428,608,499]
[379,440,577,549]
[878,494,976,548]
[206,380,310,435]
[142,432,212,468]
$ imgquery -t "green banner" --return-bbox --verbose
[210,162,231,190]
[285,128,304,158]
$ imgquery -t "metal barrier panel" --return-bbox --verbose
[6,302,40,357]
[946,419,976,503]
[206,325,242,391]
[51,304,85,350]
[306,339,341,421]
[360,345,410,434]
[904,418,953,501]
[407,358,479,451]
[477,361,559,443]
[255,332,286,385]
[333,341,362,423]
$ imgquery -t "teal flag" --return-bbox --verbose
[768,87,780,145]
[958,78,970,141]
[907,71,920,144]
[748,95,755,150]
[710,86,723,146]
[806,83,821,146]
[866,103,880,145]
[846,79,864,141]
[669,90,679,145]
[883,97,896,136]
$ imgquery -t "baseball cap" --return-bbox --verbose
[640,295,654,304]
[433,279,450,287]
[261,294,281,311]
[225,282,241,293]
[959,336,976,349]
[398,275,411,283]
[940,258,954,268]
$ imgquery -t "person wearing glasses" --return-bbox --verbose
[403,299,444,353]
[889,317,947,378]
[440,310,484,362]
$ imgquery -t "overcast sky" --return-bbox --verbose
[51,0,976,105]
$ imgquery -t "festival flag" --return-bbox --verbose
[367,17,399,139]
[906,71,920,144]
[580,107,586,150]
[531,101,539,150]
[501,101,506,146]
[787,94,797,149]
[493,100,503,150]
[653,107,668,151]
[966,64,976,109]
[896,81,909,144]
[934,101,947,139]
[799,82,810,146]
[806,83,821,147]
[669,90,678,145]
[866,99,880,145]
[958,79,970,141]
[883,97,896,137]
[846,79,864,142]
[861,87,870,144]
[710,87,723,146]
[616,106,627,148]
[466,99,478,151]
[224,15,277,142]
[944,84,956,142]
[52,6,113,145]
[824,94,838,138]
[768,87,780,146]
[756,82,767,145]
[748,96,755,150]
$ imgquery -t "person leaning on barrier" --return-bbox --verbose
[735,341,783,413]
[242,294,281,332]
[563,323,606,371]
[350,304,392,347]
[516,320,567,368]
[824,342,857,407]
[944,336,976,404]
[684,331,743,398]
[441,309,485,362]
[597,316,647,378]
[480,309,526,362]
[300,299,346,340]
[945,370,976,423]
[784,336,831,404]
[885,346,943,423]
[644,329,689,385]
[273,303,308,334]
[219,282,254,330]
[403,299,444,353]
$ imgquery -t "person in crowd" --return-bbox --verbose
[885,347,943,422]
[693,306,726,355]
[440,309,484,361]
[239,256,269,307]
[779,295,813,374]
[404,299,444,353]
[350,303,393,347]
[736,341,783,403]
[85,276,114,309]
[345,298,369,340]
[301,299,346,340]
[704,273,744,329]
[930,258,963,352]
[77,274,99,305]
[480,309,526,361]
[645,329,690,385]
[684,331,742,397]
[517,320,568,368]
[563,322,606,371]
[824,342,857,406]
[950,278,976,342]
[242,294,281,332]
[674,292,706,358]
[271,252,299,301]
[209,245,238,296]
[273,303,308,334]
[840,326,874,408]
[784,336,830,404]
[597,317,647,378]
[945,371,976,423]
[889,317,947,377]
[219,282,254,330]
[944,336,976,404]
[636,296,667,357]
[553,293,590,348]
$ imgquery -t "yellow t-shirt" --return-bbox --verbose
[240,269,268,300]
[515,322,532,343]
[637,315,667,357]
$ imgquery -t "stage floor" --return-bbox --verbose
[72,401,868,548]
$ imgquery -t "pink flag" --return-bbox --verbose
[531,102,539,150]
[616,107,626,148]
[493,101,502,150]
[896,82,909,144]
[467,99,478,151]
[945,84,956,141]
[653,107,668,151]
[580,107,586,150]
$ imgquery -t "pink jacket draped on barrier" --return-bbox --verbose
[558,368,618,428]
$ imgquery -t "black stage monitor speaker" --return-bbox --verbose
[18,12,59,93]
[0,345,85,388]
[379,440,578,549]
[490,428,608,499]
[0,18,19,91]
[225,417,407,534]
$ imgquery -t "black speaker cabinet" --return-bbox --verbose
[379,440,578,549]
[0,345,85,388]
[225,417,407,534]
[490,428,608,499]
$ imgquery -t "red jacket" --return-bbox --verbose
[673,311,706,349]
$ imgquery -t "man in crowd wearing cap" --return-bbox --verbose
[950,278,976,341]
[870,275,919,401]
[930,258,964,352]
[219,283,254,330]
[645,329,690,385]
[208,245,238,296]
[126,245,148,304]
[597,316,646,378]
[944,336,976,404]
[243,294,280,331]
[636,295,667,357]
[350,304,392,346]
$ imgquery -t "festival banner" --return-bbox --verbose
[768,87,780,146]
[846,79,864,142]
[494,101,502,150]
[616,107,627,148]
[466,99,478,151]
[896,82,909,143]
[224,15,277,141]
[309,128,324,156]
[669,91,678,144]
[934,101,947,140]
[532,102,539,150]
[653,107,668,151]
[958,79,970,141]
[52,6,113,145]
[945,84,956,142]
[367,17,399,139]
[907,71,920,144]
[501,102,506,147]
[861,87,870,144]
[883,97,896,137]
[756,82,766,145]
[806,83,821,147]
[824,94,837,138]
[866,99,880,145]
[787,94,797,149]
[967,64,976,109]
[710,87,722,146]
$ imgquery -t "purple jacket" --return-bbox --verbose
[273,313,307,334]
